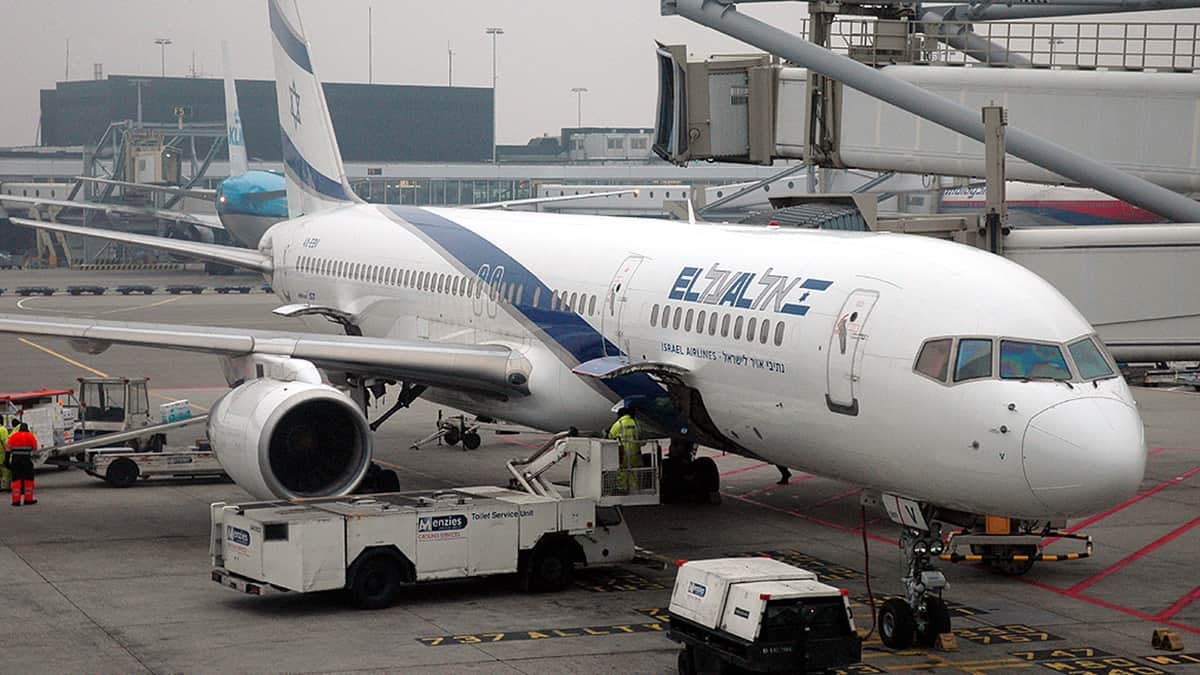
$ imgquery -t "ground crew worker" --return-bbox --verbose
[8,422,38,506]
[608,407,642,491]
[0,419,10,490]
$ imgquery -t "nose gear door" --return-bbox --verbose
[602,254,644,356]
[826,289,879,415]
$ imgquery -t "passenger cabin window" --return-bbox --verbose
[588,295,596,316]
[1000,340,1072,381]
[1069,337,1114,380]
[915,338,952,382]
[954,338,993,382]
[650,304,660,326]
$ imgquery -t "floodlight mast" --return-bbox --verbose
[662,0,1200,223]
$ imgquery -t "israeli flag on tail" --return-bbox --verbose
[268,0,361,218]
[221,41,249,177]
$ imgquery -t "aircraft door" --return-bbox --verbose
[825,289,879,416]
[602,254,645,356]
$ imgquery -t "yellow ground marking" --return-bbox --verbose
[18,337,109,377]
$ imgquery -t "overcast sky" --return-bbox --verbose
[0,0,816,147]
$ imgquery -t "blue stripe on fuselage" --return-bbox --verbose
[281,132,354,202]
[386,206,666,405]
[268,0,313,73]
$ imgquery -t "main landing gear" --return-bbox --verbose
[660,438,721,505]
[877,495,953,649]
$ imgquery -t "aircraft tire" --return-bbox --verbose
[879,598,916,649]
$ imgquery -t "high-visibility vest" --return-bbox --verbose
[608,415,641,466]
[0,425,8,451]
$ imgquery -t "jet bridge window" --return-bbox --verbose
[1068,337,1115,380]
[954,338,993,382]
[915,338,952,382]
[1000,340,1072,381]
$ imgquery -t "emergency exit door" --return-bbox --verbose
[602,255,644,356]
[826,289,879,416]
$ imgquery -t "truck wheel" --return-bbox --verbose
[462,431,481,450]
[442,426,460,446]
[105,458,140,488]
[677,646,697,675]
[916,596,952,646]
[879,598,916,649]
[989,545,1037,576]
[350,555,402,610]
[527,539,574,592]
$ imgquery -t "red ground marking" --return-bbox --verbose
[1041,465,1200,546]
[1069,514,1200,593]
[801,487,865,512]
[1157,585,1200,621]
[1020,576,1200,636]
[720,462,771,477]
[726,492,897,546]
[738,473,815,497]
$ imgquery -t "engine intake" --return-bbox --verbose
[208,379,372,500]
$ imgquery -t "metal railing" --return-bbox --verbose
[797,19,1200,71]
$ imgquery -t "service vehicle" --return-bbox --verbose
[15,286,55,296]
[81,441,226,487]
[165,284,204,295]
[66,285,106,296]
[115,284,155,295]
[76,376,172,451]
[1,388,79,467]
[214,285,253,294]
[667,558,862,675]
[211,435,660,609]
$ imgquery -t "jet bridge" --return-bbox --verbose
[654,38,1200,193]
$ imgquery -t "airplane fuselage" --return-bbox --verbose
[260,203,1146,520]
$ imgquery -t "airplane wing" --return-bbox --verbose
[8,217,269,273]
[75,176,218,201]
[0,194,223,230]
[0,314,530,398]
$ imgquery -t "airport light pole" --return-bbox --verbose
[154,38,172,77]
[571,87,588,129]
[486,27,504,163]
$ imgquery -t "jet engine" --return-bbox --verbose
[165,223,216,244]
[207,378,373,500]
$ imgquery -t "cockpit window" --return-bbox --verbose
[1068,337,1115,380]
[1000,340,1072,381]
[915,338,952,382]
[954,339,993,381]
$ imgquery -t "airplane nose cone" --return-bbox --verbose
[1022,397,1146,516]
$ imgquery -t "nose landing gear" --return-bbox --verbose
[876,495,954,649]
[879,526,953,648]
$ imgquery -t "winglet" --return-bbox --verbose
[267,0,361,217]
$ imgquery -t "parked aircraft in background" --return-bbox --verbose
[0,0,1147,648]
[940,182,1163,226]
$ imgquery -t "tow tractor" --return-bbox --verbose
[76,376,171,452]
[210,434,661,609]
[667,558,862,674]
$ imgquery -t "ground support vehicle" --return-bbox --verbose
[15,286,55,296]
[80,442,225,487]
[66,285,106,296]
[165,284,204,295]
[667,558,862,674]
[214,286,252,294]
[1,388,80,467]
[76,377,181,451]
[409,411,529,451]
[115,285,155,295]
[211,436,660,609]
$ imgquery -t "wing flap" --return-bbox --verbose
[0,314,530,397]
[0,194,223,229]
[8,218,270,273]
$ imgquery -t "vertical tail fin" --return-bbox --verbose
[221,41,249,177]
[268,0,360,218]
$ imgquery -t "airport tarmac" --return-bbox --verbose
[1,269,1197,674]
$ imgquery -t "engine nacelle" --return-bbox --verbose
[208,378,373,500]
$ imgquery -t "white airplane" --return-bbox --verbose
[0,0,1146,647]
